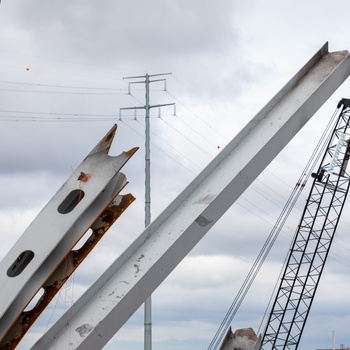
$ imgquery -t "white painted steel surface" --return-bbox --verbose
[0,125,138,340]
[31,43,350,350]
[0,173,127,342]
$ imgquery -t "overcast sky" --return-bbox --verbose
[1,1,350,350]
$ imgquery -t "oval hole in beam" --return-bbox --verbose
[58,189,85,214]
[7,250,35,277]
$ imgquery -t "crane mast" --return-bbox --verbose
[261,98,350,350]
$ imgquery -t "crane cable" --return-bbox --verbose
[207,105,340,350]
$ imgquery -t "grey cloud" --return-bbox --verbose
[13,0,238,65]
[2,1,350,350]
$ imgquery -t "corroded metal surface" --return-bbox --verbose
[0,124,138,348]
[0,193,135,349]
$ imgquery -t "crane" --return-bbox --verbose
[260,98,350,350]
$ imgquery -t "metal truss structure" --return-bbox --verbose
[261,98,350,350]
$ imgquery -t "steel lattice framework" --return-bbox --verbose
[261,99,350,350]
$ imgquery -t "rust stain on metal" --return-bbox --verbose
[101,124,117,148]
[0,193,135,350]
[124,147,139,157]
[77,171,91,182]
[73,194,135,267]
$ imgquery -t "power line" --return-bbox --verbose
[158,117,214,159]
[133,119,203,171]
[0,109,117,117]
[166,89,228,142]
[0,116,116,122]
[0,88,128,95]
[120,119,198,176]
[0,80,128,91]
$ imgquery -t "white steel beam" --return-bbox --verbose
[0,125,138,344]
[31,42,350,350]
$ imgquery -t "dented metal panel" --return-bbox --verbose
[0,125,138,344]
[30,43,350,350]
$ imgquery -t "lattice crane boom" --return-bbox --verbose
[261,98,350,350]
